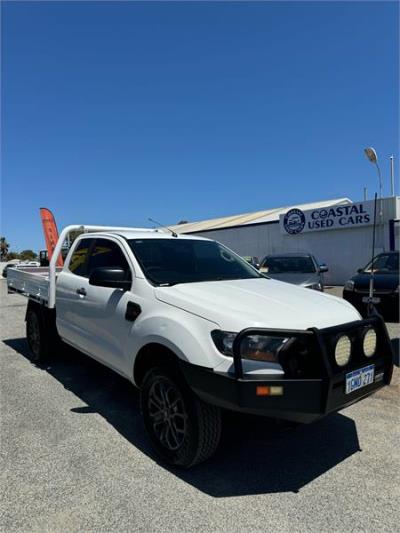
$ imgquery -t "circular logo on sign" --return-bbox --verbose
[283,208,306,234]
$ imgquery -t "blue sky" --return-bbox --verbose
[1,0,398,252]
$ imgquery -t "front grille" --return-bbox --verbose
[279,336,325,379]
[354,288,393,294]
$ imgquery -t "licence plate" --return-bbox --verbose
[345,365,375,394]
[362,296,381,304]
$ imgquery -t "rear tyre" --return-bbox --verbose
[26,307,51,363]
[141,366,221,468]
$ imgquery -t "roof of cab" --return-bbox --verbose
[82,229,210,241]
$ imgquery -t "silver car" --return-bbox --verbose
[259,252,328,291]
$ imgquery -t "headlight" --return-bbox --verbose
[363,328,377,357]
[240,335,289,362]
[211,330,289,362]
[334,335,352,366]
[344,280,355,291]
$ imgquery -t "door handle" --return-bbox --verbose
[76,288,87,296]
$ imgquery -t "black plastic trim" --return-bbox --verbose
[125,301,142,322]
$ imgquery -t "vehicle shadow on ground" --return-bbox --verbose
[4,337,362,496]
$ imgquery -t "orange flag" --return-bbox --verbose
[39,208,64,267]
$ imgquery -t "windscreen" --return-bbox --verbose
[364,253,399,273]
[128,238,262,286]
[260,256,316,274]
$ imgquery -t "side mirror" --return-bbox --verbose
[319,264,329,273]
[357,268,364,274]
[89,267,131,290]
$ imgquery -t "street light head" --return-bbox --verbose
[364,147,378,164]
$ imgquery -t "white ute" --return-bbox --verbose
[7,225,394,467]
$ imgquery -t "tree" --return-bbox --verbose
[19,250,38,261]
[6,251,19,261]
[0,237,10,261]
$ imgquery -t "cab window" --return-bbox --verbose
[87,239,132,280]
[365,253,399,273]
[68,238,94,277]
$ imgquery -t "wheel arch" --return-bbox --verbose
[133,342,183,388]
[25,298,59,338]
[129,313,220,386]
[25,298,42,321]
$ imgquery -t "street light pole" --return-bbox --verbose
[390,155,395,196]
[375,161,383,213]
[364,147,383,216]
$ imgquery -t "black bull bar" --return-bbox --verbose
[181,316,394,423]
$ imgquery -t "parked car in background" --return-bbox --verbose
[21,261,40,267]
[259,252,328,291]
[242,256,260,269]
[2,262,21,278]
[343,251,399,322]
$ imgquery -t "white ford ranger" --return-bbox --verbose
[7,225,394,467]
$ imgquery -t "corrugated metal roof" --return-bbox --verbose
[171,197,352,234]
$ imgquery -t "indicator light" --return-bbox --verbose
[256,386,283,396]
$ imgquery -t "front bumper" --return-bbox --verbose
[180,316,394,424]
[343,289,399,321]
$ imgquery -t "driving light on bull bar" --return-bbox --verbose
[363,328,377,358]
[334,335,352,366]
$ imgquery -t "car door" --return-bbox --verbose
[73,237,137,374]
[56,237,96,352]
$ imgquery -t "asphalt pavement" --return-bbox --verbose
[1,280,399,532]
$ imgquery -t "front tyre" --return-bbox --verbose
[141,367,221,468]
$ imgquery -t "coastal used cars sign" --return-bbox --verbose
[280,202,374,235]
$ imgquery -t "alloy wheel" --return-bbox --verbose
[147,377,188,451]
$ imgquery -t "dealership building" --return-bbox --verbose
[171,196,400,285]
